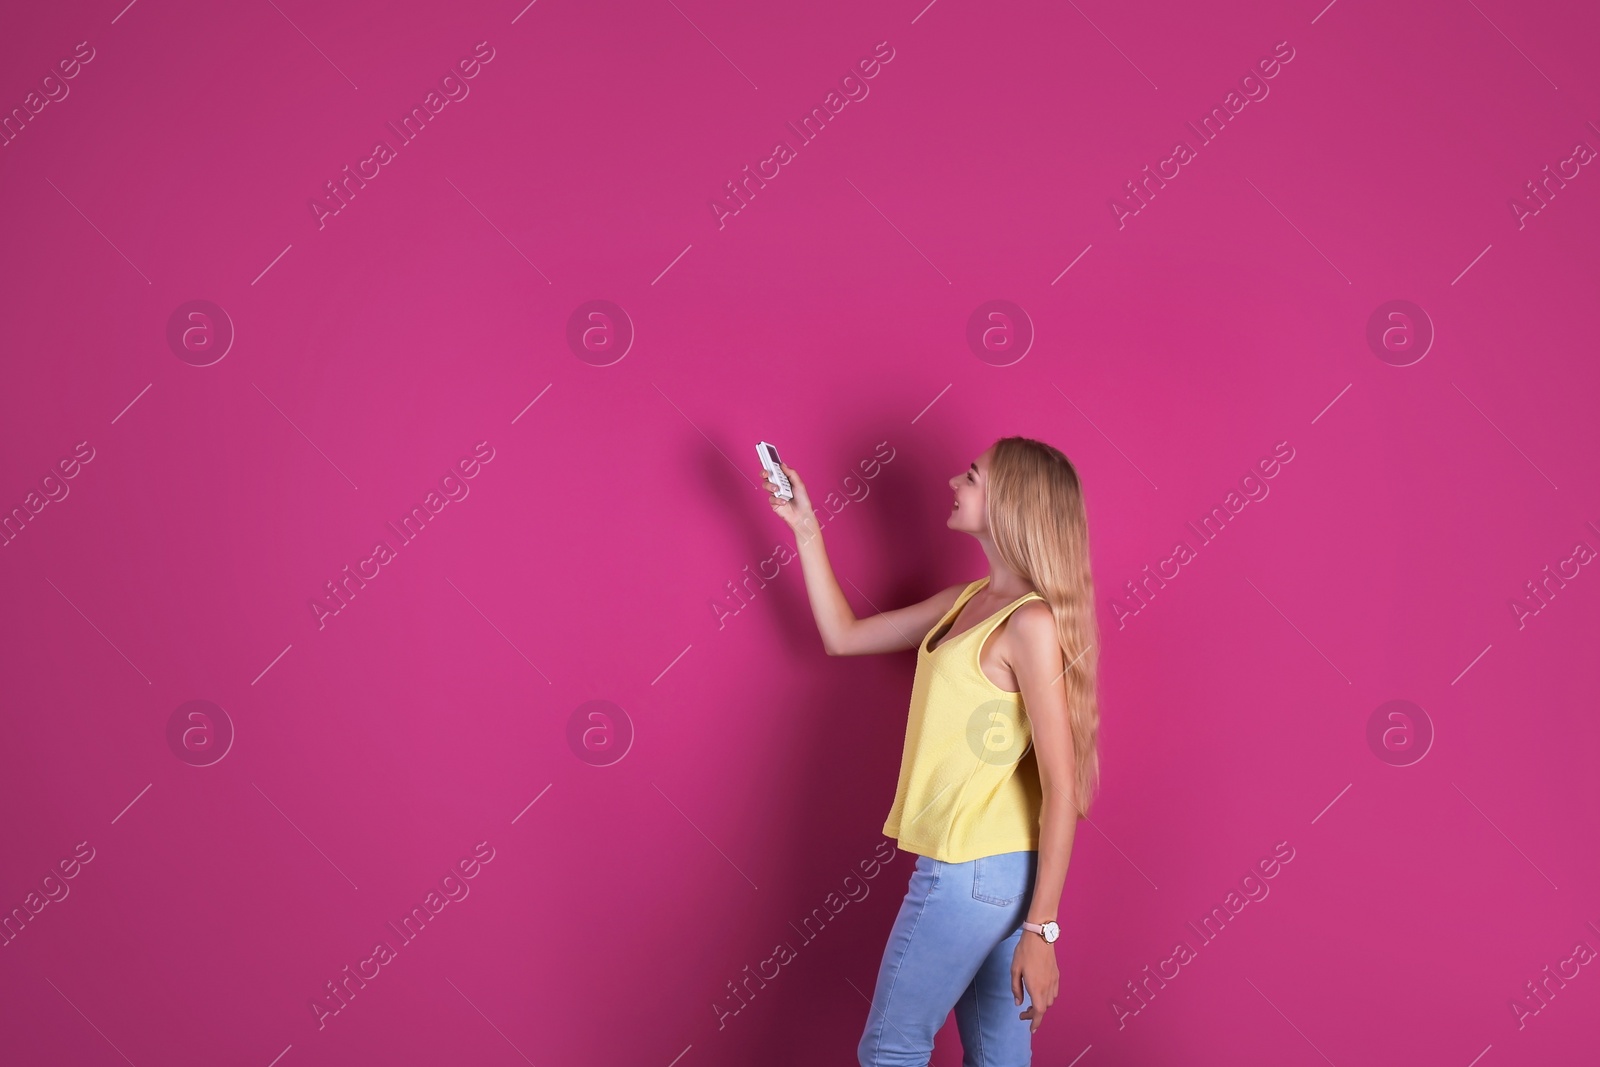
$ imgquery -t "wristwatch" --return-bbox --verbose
[1021,920,1060,944]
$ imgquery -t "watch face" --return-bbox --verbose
[1042,921,1060,942]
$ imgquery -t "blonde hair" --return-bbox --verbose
[985,436,1101,819]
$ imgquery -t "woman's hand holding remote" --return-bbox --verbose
[763,462,818,537]
[759,457,855,653]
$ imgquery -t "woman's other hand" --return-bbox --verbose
[1012,933,1060,1033]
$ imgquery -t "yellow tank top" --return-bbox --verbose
[882,577,1046,863]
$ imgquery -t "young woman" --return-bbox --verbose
[761,436,1101,1065]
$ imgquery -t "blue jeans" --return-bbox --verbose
[858,850,1039,1066]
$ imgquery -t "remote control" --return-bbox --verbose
[757,441,793,501]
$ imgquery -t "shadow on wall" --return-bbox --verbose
[702,430,1017,1057]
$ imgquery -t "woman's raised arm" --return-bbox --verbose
[763,461,964,657]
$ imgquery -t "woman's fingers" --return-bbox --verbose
[1019,968,1050,1030]
[759,473,789,511]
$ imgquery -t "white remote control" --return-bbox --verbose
[757,441,793,501]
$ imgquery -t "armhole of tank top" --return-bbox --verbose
[960,579,987,608]
[974,592,1046,687]
[926,580,976,653]
[925,580,986,655]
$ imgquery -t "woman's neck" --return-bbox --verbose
[976,539,1033,599]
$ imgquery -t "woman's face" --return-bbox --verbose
[947,446,992,533]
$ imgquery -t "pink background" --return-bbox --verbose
[3,0,1599,1064]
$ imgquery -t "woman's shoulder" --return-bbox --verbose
[1008,596,1052,622]
[998,598,1058,654]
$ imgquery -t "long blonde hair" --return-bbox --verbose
[985,436,1101,819]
